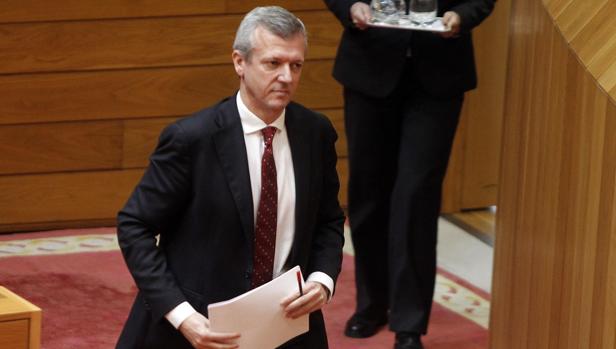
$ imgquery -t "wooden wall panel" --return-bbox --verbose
[122,117,179,169]
[441,0,510,212]
[0,1,325,23]
[0,2,341,232]
[295,62,344,110]
[0,121,123,175]
[490,0,616,348]
[0,170,143,227]
[550,0,616,97]
[488,0,532,344]
[458,0,510,209]
[593,103,616,348]
[0,17,238,74]
[0,12,341,74]
[321,109,347,157]
[0,1,224,23]
[0,62,341,125]
[227,0,326,13]
[336,158,349,206]
[0,0,497,231]
[0,67,235,125]
[0,108,344,194]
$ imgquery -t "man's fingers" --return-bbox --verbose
[281,281,321,308]
[195,341,238,349]
[283,284,326,318]
[194,332,240,349]
[288,296,322,318]
[280,291,301,307]
[178,313,241,349]
[194,340,238,349]
[285,299,316,318]
[283,291,309,312]
[205,332,241,342]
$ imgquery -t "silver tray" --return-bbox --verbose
[367,17,449,32]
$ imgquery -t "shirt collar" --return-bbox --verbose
[236,92,286,135]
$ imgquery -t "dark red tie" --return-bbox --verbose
[251,126,278,288]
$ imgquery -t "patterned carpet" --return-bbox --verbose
[0,228,489,348]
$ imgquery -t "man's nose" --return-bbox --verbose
[278,65,292,83]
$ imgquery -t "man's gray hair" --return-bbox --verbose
[233,6,307,60]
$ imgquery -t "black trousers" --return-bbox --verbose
[344,62,463,334]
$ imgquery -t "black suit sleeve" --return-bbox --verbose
[307,116,346,286]
[450,0,496,33]
[117,123,192,322]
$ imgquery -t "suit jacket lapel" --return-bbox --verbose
[286,107,311,263]
[212,98,254,244]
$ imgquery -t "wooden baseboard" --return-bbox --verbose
[0,219,116,234]
[442,209,495,246]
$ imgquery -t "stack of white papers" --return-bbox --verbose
[208,266,309,349]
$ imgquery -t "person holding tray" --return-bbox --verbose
[323,1,496,348]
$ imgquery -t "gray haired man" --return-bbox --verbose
[116,6,344,349]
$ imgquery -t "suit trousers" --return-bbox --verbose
[344,60,463,334]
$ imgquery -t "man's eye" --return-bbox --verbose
[291,63,303,71]
[266,61,279,68]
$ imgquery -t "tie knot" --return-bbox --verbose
[262,126,276,147]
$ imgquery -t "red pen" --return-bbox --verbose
[296,270,303,296]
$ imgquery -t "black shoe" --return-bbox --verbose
[344,315,388,338]
[394,332,423,349]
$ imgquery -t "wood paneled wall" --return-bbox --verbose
[441,0,510,212]
[490,0,616,347]
[0,1,345,232]
[0,1,508,232]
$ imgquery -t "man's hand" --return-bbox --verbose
[441,11,461,38]
[178,312,240,349]
[281,281,329,319]
[350,2,372,30]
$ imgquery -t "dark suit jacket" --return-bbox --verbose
[324,0,495,98]
[116,95,345,349]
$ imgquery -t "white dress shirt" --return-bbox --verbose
[165,93,334,329]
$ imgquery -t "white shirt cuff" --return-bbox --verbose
[165,301,197,329]
[306,271,335,302]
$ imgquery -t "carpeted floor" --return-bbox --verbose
[0,228,489,348]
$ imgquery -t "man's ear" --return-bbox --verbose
[232,50,245,77]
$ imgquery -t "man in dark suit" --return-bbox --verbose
[116,6,345,349]
[323,1,495,348]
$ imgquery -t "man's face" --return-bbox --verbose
[232,26,306,122]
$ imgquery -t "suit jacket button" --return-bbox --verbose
[245,271,251,279]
